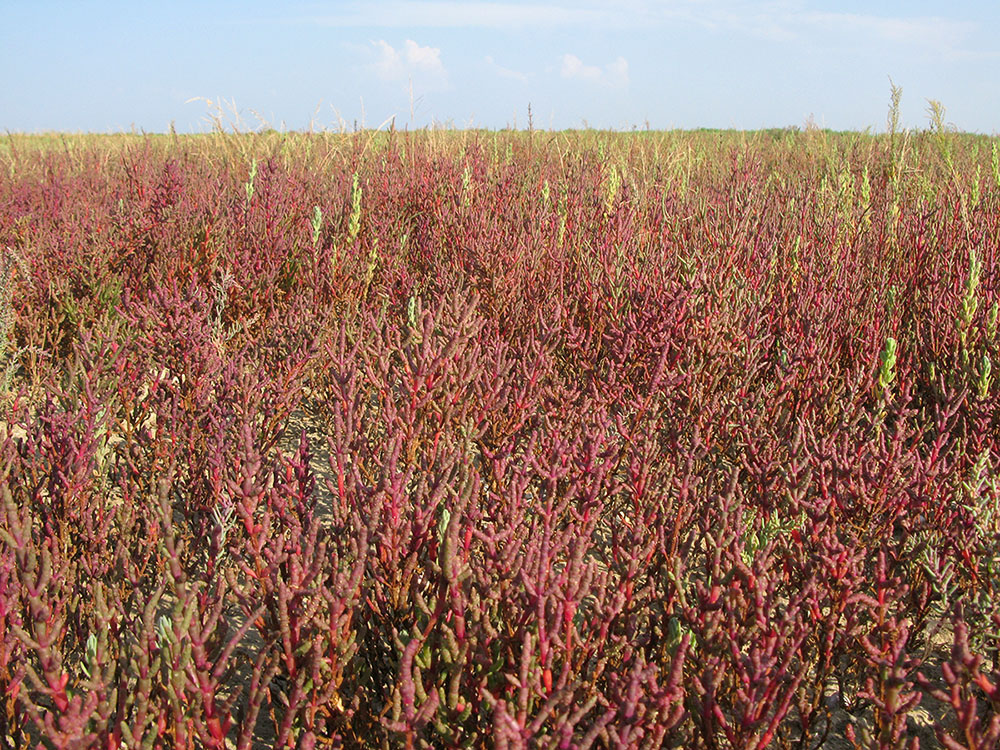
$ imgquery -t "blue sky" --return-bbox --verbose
[2,1,998,133]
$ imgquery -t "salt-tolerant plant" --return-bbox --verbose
[556,186,568,249]
[311,205,323,248]
[363,236,379,293]
[860,164,873,231]
[604,164,622,214]
[978,354,993,399]
[878,336,898,390]
[460,164,472,208]
[885,80,908,241]
[244,157,258,203]
[992,141,1000,190]
[3,126,1000,748]
[928,99,955,174]
[347,171,362,243]
[960,247,982,355]
[0,247,19,393]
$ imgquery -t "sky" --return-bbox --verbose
[2,0,999,134]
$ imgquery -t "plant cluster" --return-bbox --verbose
[0,126,999,748]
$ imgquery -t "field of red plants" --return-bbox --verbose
[0,125,999,748]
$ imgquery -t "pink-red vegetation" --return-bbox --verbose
[0,129,998,748]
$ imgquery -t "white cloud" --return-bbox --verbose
[307,2,607,29]
[485,55,530,82]
[637,2,978,54]
[561,54,601,83]
[607,56,629,84]
[402,39,445,72]
[797,12,977,55]
[371,39,447,85]
[291,2,981,58]
[561,54,629,87]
